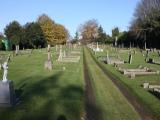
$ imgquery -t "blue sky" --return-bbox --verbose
[0,0,139,36]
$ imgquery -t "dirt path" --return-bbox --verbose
[83,51,101,120]
[89,49,155,120]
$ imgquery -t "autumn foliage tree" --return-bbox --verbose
[53,24,69,45]
[78,19,99,44]
[37,14,55,46]
[37,14,69,46]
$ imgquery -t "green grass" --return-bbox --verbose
[0,48,85,120]
[93,46,160,119]
[84,47,140,120]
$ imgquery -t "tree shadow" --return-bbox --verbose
[0,72,62,120]
[58,85,84,120]
[57,115,67,120]
[0,71,85,120]
[148,90,160,99]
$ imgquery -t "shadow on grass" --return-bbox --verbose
[57,115,67,120]
[148,90,160,99]
[0,71,84,120]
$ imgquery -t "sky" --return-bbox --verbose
[0,0,140,37]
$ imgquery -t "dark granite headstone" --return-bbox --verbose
[0,81,16,107]
[128,54,132,64]
[148,58,154,63]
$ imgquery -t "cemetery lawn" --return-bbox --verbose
[83,47,141,120]
[94,46,160,120]
[0,48,85,120]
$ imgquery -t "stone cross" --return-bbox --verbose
[48,52,51,61]
[58,45,63,61]
[47,44,51,60]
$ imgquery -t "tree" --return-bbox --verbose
[112,27,120,46]
[130,0,160,48]
[71,31,79,43]
[53,23,68,44]
[23,22,46,48]
[96,25,109,44]
[112,27,119,38]
[37,14,55,46]
[4,21,23,48]
[78,19,99,44]
[0,33,5,50]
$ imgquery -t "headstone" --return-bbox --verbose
[47,44,51,52]
[58,46,63,61]
[148,58,154,63]
[130,73,135,79]
[63,50,66,58]
[128,54,132,64]
[158,51,160,57]
[0,81,16,106]
[15,45,19,55]
[143,82,149,89]
[115,36,117,47]
[0,63,2,70]
[133,50,136,54]
[121,43,124,48]
[0,59,16,107]
[96,42,99,50]
[44,59,52,70]
[44,45,52,70]
[106,51,110,64]
[129,42,131,49]
[56,45,58,52]
[146,50,149,57]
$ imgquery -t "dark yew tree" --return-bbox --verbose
[4,21,23,49]
[96,25,111,44]
[23,22,46,48]
[130,0,160,48]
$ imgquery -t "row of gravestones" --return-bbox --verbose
[44,44,81,70]
[57,44,81,63]
[88,42,104,54]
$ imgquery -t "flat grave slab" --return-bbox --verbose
[119,67,159,79]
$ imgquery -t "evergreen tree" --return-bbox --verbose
[4,21,23,47]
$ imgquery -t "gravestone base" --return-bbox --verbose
[44,60,53,70]
[0,81,16,107]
